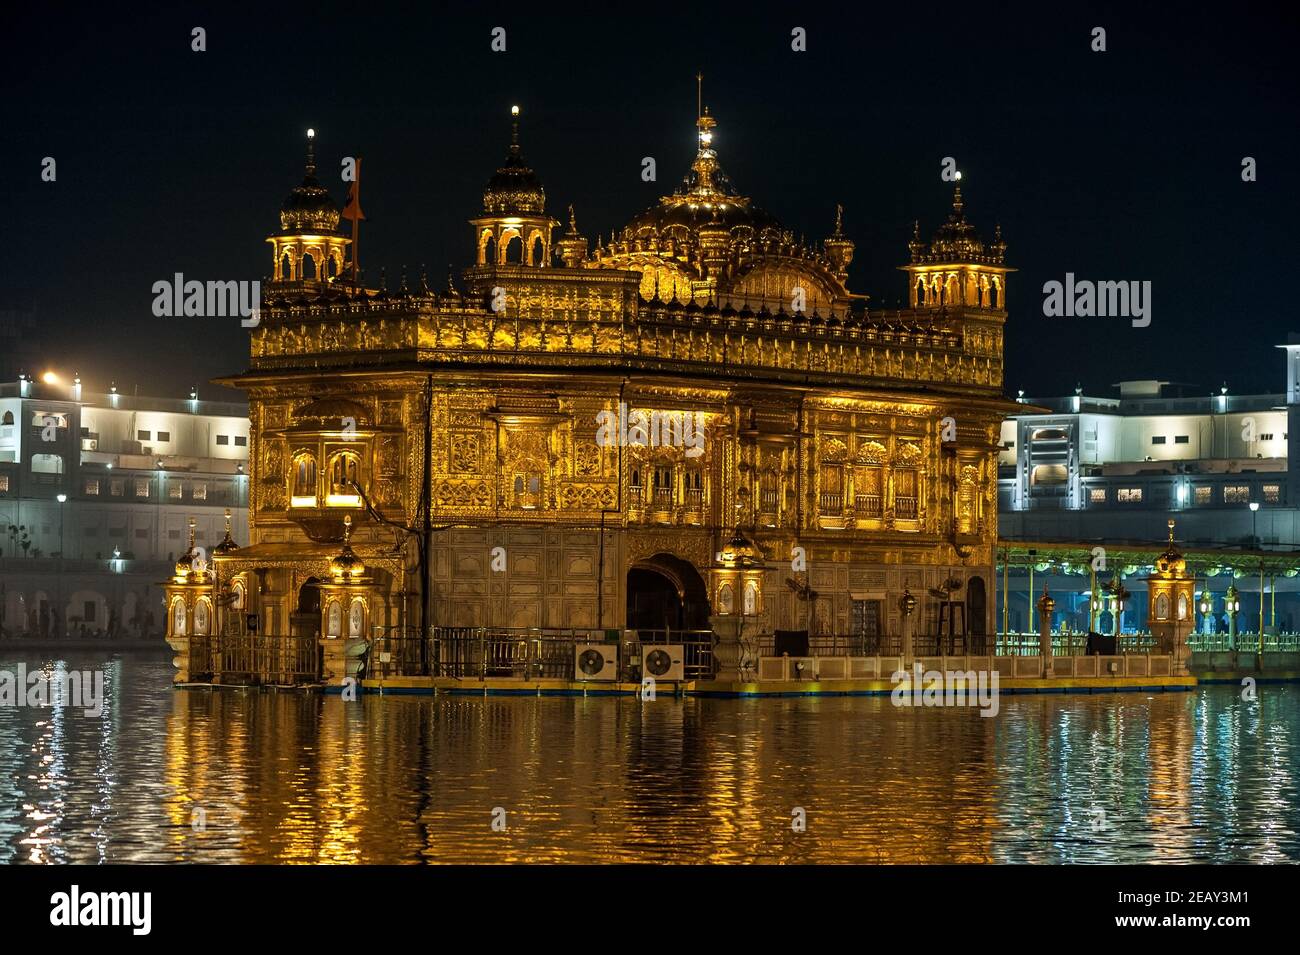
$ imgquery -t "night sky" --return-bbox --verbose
[4,2,1297,402]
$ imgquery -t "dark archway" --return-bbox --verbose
[291,577,321,640]
[967,575,988,652]
[626,553,710,633]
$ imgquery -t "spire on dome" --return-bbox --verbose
[482,104,546,215]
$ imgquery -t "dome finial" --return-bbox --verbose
[834,203,844,236]
[568,204,577,232]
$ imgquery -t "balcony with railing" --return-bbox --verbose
[854,493,882,518]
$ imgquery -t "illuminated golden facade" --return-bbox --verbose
[166,103,1019,685]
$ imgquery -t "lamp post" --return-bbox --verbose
[1198,589,1213,639]
[1249,501,1259,549]
[1036,585,1055,676]
[900,587,918,660]
[1225,583,1240,651]
[56,493,67,558]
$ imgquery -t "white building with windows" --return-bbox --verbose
[0,376,249,637]
[999,337,1300,549]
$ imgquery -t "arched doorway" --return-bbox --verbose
[626,553,710,633]
[967,575,987,652]
[291,577,321,639]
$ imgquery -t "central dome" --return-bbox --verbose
[621,108,786,244]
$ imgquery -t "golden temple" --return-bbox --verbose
[165,98,1021,688]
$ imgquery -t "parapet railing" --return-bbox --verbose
[209,633,321,684]
[993,631,1300,655]
[757,654,1176,682]
[365,627,716,681]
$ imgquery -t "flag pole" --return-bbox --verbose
[351,157,361,284]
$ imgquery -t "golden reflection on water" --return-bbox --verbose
[1,655,1298,863]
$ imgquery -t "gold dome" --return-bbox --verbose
[279,131,341,234]
[908,186,1005,266]
[329,515,366,581]
[213,508,240,556]
[1155,519,1188,576]
[719,532,763,567]
[174,518,211,582]
[483,109,546,215]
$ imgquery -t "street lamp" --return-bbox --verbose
[1249,501,1260,549]
[1198,589,1213,637]
[55,493,67,558]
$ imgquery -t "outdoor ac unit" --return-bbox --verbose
[574,643,618,681]
[641,645,685,681]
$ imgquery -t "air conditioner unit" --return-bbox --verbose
[574,643,618,681]
[641,644,685,681]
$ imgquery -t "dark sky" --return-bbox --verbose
[4,2,1297,402]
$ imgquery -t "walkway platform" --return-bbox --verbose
[352,674,1197,697]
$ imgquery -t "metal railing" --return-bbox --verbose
[215,633,320,684]
[364,627,719,681]
[632,629,715,679]
[855,493,882,517]
[991,631,1300,655]
[895,495,918,519]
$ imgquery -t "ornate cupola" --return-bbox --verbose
[213,508,240,556]
[470,106,558,267]
[173,517,213,584]
[902,185,1013,310]
[822,204,855,282]
[1147,519,1195,675]
[163,517,216,683]
[328,514,367,582]
[556,205,589,268]
[266,129,351,286]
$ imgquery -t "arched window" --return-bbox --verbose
[31,453,64,475]
[1,411,13,425]
[504,235,523,264]
[531,235,545,266]
[302,253,317,279]
[483,236,496,265]
[894,467,919,520]
[652,465,674,506]
[291,453,317,506]
[194,598,211,635]
[327,452,360,506]
[349,598,365,638]
[281,253,292,281]
[513,471,542,509]
[171,598,187,636]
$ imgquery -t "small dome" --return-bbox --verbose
[213,510,239,556]
[483,110,545,215]
[719,532,763,567]
[329,515,366,581]
[279,133,340,233]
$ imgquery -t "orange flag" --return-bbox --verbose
[342,158,365,221]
